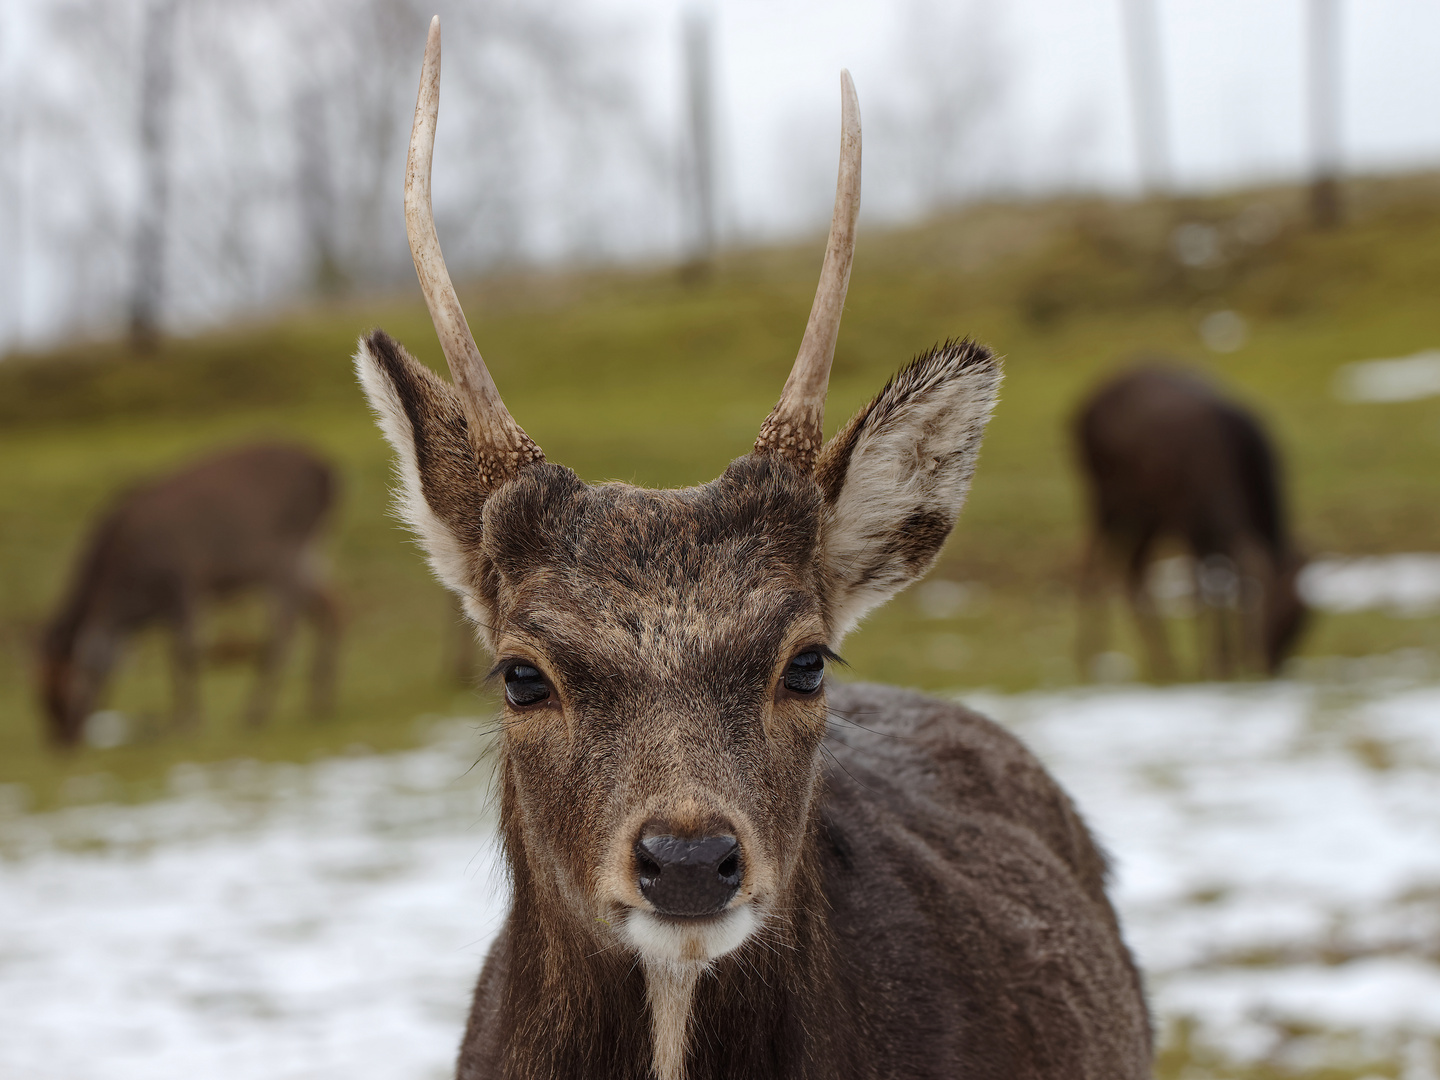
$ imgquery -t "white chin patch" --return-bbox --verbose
[623,905,758,966]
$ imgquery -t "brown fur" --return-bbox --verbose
[1074,365,1307,679]
[39,443,339,746]
[356,325,1151,1078]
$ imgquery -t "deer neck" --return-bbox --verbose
[643,959,701,1080]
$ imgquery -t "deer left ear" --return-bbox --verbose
[814,340,1001,641]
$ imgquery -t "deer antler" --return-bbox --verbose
[406,16,542,484]
[754,69,862,473]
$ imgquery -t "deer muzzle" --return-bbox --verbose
[635,834,743,918]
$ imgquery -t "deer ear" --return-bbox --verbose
[355,330,493,634]
[814,341,1001,642]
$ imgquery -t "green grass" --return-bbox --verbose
[2,175,1439,810]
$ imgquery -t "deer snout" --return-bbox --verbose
[634,833,742,917]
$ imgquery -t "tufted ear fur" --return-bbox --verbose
[354,329,494,635]
[814,340,1001,642]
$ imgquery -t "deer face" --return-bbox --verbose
[39,623,114,747]
[356,17,999,974]
[39,652,83,746]
[480,460,830,962]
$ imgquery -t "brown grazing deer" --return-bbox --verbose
[40,442,339,747]
[1074,365,1307,680]
[356,19,1150,1079]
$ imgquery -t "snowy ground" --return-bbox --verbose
[980,680,1440,1076]
[3,681,1440,1078]
[1332,351,1440,404]
[1301,554,1440,617]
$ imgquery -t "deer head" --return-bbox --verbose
[40,601,121,748]
[355,16,999,1062]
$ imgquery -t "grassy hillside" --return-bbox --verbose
[2,176,1438,811]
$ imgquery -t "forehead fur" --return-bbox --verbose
[482,455,828,672]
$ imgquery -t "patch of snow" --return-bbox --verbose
[1301,554,1440,616]
[1143,552,1440,619]
[976,681,1440,1063]
[1199,309,1249,353]
[4,685,1440,1075]
[1333,350,1440,403]
[0,724,506,1080]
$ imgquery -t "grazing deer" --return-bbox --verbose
[357,19,1150,1079]
[40,443,339,746]
[1074,365,1307,680]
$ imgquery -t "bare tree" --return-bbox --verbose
[23,0,660,347]
[874,0,1011,218]
[292,81,343,294]
[284,0,655,281]
[0,55,23,349]
[129,0,179,350]
[1308,0,1343,227]
[1119,0,1171,196]
[680,8,716,265]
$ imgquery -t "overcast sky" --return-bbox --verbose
[604,0,1440,234]
[3,0,1440,349]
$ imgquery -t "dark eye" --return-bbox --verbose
[504,664,552,708]
[783,651,825,695]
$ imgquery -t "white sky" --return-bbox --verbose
[603,0,1440,233]
[4,0,1440,347]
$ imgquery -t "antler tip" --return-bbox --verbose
[840,70,859,131]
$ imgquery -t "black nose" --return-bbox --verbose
[634,834,742,917]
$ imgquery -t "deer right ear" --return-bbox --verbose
[355,330,491,627]
[814,340,1001,642]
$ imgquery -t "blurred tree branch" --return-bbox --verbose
[19,0,662,348]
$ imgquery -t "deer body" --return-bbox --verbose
[41,442,338,745]
[1075,366,1306,678]
[359,20,1150,1078]
[458,678,1149,1079]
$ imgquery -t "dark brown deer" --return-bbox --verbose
[356,19,1150,1079]
[40,442,339,747]
[1074,365,1307,680]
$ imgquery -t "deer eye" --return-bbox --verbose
[504,664,552,708]
[783,651,825,695]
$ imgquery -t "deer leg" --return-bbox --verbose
[1198,602,1233,681]
[244,587,301,728]
[1206,555,1239,680]
[1191,561,1216,680]
[169,598,203,729]
[1234,537,1272,677]
[1126,544,1175,682]
[1075,532,1111,681]
[1216,607,1236,679]
[1197,553,1242,680]
[304,583,340,719]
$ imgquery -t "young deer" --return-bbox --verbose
[40,443,339,746]
[357,19,1150,1079]
[1074,366,1307,680]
